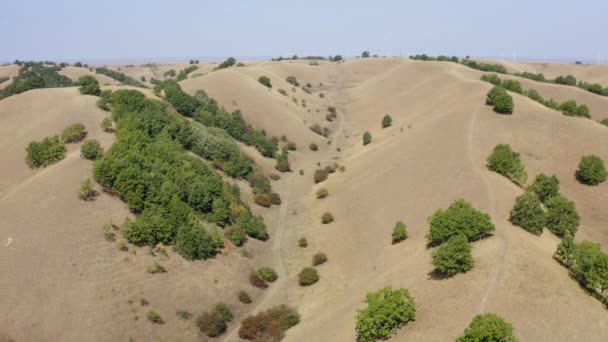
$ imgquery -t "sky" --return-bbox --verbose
[2,0,607,63]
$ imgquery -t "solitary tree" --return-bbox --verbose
[392,221,408,244]
[381,114,393,128]
[427,199,495,245]
[510,192,546,235]
[576,155,607,185]
[258,76,272,88]
[362,131,372,145]
[361,51,370,58]
[457,313,516,342]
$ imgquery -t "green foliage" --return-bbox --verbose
[577,155,607,185]
[321,212,334,224]
[298,267,319,286]
[545,195,580,237]
[332,55,343,62]
[0,62,73,100]
[97,90,113,111]
[600,118,608,127]
[275,151,291,172]
[80,139,104,160]
[427,199,495,245]
[77,75,101,96]
[314,169,329,183]
[480,74,502,86]
[146,261,167,274]
[502,79,523,94]
[362,51,370,58]
[559,100,591,118]
[25,135,66,168]
[164,69,176,77]
[457,313,516,342]
[309,142,318,151]
[100,116,113,132]
[218,57,236,69]
[486,86,514,114]
[381,114,393,128]
[316,188,329,199]
[237,212,269,240]
[432,234,474,276]
[249,271,268,289]
[517,72,546,82]
[60,123,87,143]
[286,75,299,86]
[529,173,559,202]
[487,144,527,185]
[461,60,508,74]
[147,310,164,324]
[197,310,227,337]
[238,305,300,341]
[95,67,144,87]
[224,226,247,247]
[391,221,408,244]
[510,192,546,235]
[555,75,577,86]
[298,237,308,248]
[258,76,272,88]
[355,286,416,342]
[313,252,328,266]
[362,131,372,145]
[176,65,198,81]
[78,178,97,201]
[258,267,278,282]
[239,290,252,304]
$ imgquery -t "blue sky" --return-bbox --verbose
[2,0,607,62]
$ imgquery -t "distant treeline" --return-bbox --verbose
[95,67,146,88]
[0,61,73,100]
[271,55,327,61]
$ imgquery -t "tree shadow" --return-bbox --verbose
[427,269,452,281]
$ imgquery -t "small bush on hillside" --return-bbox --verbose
[382,114,393,128]
[355,286,416,342]
[254,194,272,207]
[432,234,474,276]
[238,290,252,304]
[61,123,87,143]
[298,267,319,286]
[486,86,514,114]
[392,221,408,244]
[249,271,268,289]
[577,155,607,185]
[258,267,278,282]
[310,124,324,136]
[510,192,547,235]
[77,75,101,96]
[238,305,300,341]
[100,116,113,132]
[600,118,608,127]
[80,139,104,160]
[480,74,502,86]
[456,313,516,342]
[313,252,328,266]
[214,303,233,323]
[25,136,66,168]
[487,144,527,186]
[316,188,329,198]
[529,173,560,202]
[298,237,308,248]
[286,76,299,86]
[502,79,523,94]
[362,131,372,145]
[427,199,495,245]
[147,310,164,324]
[321,212,334,224]
[258,76,272,88]
[314,169,329,183]
[310,143,318,151]
[102,222,116,241]
[224,226,247,247]
[287,142,297,151]
[96,90,113,111]
[78,178,97,201]
[278,88,287,96]
[197,311,227,337]
[269,193,281,205]
[545,195,580,237]
[146,261,167,274]
[555,75,577,86]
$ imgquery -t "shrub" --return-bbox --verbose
[147,310,164,324]
[309,143,318,151]
[197,311,226,337]
[224,226,248,247]
[77,75,101,96]
[456,313,516,342]
[258,76,272,88]
[510,192,546,235]
[298,267,319,286]
[146,261,167,274]
[254,194,272,207]
[355,286,416,342]
[269,193,281,205]
[487,144,527,185]
[314,169,329,183]
[25,136,66,168]
[529,173,559,202]
[239,305,299,341]
[286,76,299,86]
[239,290,252,304]
[392,221,408,244]
[312,252,328,266]
[287,142,297,151]
[80,139,103,160]
[545,195,580,237]
[600,118,608,127]
[102,222,115,241]
[310,124,324,136]
[480,74,502,86]
[100,116,113,132]
[427,199,495,245]
[432,234,474,276]
[298,237,308,247]
[176,310,193,320]
[60,123,87,143]
[577,155,607,185]
[321,212,334,224]
[97,90,113,111]
[362,131,372,145]
[316,188,329,199]
[382,114,393,128]
[555,75,577,86]
[78,178,97,201]
[249,271,268,289]
[258,267,278,282]
[502,79,523,94]
[218,57,236,69]
[214,303,233,322]
[494,91,514,113]
[278,88,287,96]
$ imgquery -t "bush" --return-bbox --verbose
[25,136,66,168]
[510,192,546,235]
[314,169,329,183]
[310,124,324,136]
[78,178,97,201]
[147,310,164,324]
[214,303,233,322]
[313,252,328,266]
[258,267,278,282]
[381,114,392,128]
[224,226,247,247]
[600,118,608,127]
[197,311,226,337]
[457,314,516,342]
[529,173,559,202]
[80,139,104,160]
[269,193,281,205]
[392,221,408,244]
[309,143,318,151]
[362,131,372,145]
[97,90,113,111]
[100,116,113,132]
[432,234,474,276]
[555,75,577,86]
[77,75,101,96]
[298,237,308,247]
[355,286,416,342]
[487,144,527,186]
[298,267,319,286]
[239,305,299,341]
[258,76,272,88]
[239,290,252,304]
[577,155,607,185]
[502,79,523,93]
[286,76,299,86]
[545,195,580,237]
[286,142,297,151]
[427,199,495,245]
[480,74,502,86]
[60,123,87,143]
[146,261,167,274]
[486,86,514,114]
[254,194,272,207]
[218,57,236,69]
[321,212,334,224]
[249,271,268,289]
[316,188,329,198]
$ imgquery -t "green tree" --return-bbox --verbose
[355,286,416,342]
[258,76,272,88]
[25,136,66,168]
[298,267,319,286]
[570,241,608,294]
[174,223,218,260]
[381,114,393,128]
[432,234,474,276]
[77,75,101,96]
[361,51,370,58]
[362,131,372,145]
[427,199,495,245]
[78,178,97,201]
[258,267,278,282]
[576,155,607,185]
[510,192,546,235]
[392,221,408,244]
[529,173,559,202]
[486,86,513,114]
[502,79,523,93]
[457,313,517,342]
[487,144,527,186]
[80,139,104,160]
[545,195,580,237]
